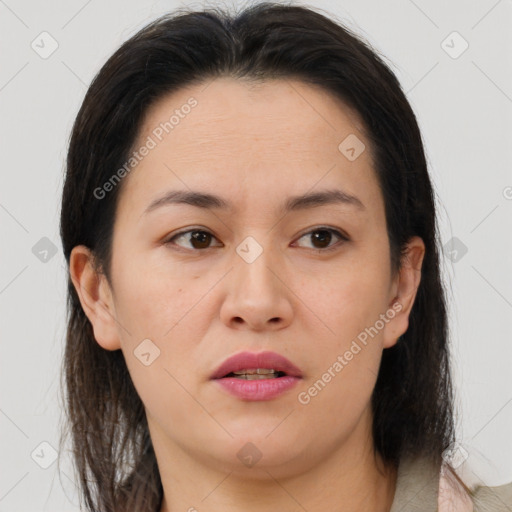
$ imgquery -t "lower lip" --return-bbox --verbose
[212,376,300,401]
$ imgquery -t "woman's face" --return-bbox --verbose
[73,77,423,478]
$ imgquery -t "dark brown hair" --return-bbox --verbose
[59,3,455,511]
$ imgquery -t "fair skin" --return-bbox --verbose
[70,78,425,511]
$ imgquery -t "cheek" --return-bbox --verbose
[316,255,390,336]
[112,254,198,338]
[112,270,198,416]
[299,273,387,420]
[300,252,390,398]
[298,357,380,440]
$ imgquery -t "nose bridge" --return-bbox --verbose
[220,232,292,330]
[233,234,281,297]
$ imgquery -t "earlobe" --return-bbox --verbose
[69,245,122,351]
[383,236,425,348]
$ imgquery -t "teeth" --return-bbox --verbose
[234,373,280,380]
[230,368,282,379]
[232,368,279,375]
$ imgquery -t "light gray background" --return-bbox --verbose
[1,0,511,510]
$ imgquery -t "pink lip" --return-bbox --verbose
[210,350,303,401]
[213,376,300,401]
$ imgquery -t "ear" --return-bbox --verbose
[69,245,121,351]
[383,236,425,349]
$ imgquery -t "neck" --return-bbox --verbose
[155,409,397,512]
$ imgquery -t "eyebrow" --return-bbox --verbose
[143,188,365,216]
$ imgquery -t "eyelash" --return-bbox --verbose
[163,226,349,253]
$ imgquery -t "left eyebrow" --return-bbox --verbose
[282,189,365,213]
[142,188,365,216]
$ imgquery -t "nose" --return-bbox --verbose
[219,242,293,332]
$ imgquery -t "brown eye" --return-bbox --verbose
[295,228,347,251]
[167,229,221,250]
[311,229,333,249]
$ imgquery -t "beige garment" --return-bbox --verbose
[389,455,512,512]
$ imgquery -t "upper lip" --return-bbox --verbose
[210,350,303,379]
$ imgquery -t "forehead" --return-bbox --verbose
[118,77,382,219]
[137,77,367,156]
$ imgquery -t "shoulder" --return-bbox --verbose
[471,481,512,511]
[438,463,512,512]
[389,454,512,512]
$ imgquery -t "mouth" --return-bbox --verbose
[210,350,303,380]
[223,369,288,380]
[210,350,302,401]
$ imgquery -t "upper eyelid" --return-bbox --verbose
[168,228,222,243]
[296,226,348,240]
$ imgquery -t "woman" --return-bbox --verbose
[58,3,512,511]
